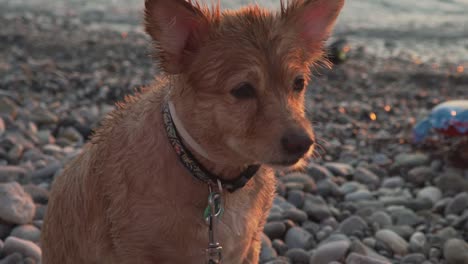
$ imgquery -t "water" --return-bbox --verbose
[2,0,468,62]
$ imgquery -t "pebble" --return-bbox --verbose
[375,229,409,256]
[368,211,392,228]
[260,233,277,263]
[283,208,307,223]
[264,222,286,240]
[349,240,390,263]
[30,161,61,182]
[0,182,36,224]
[392,153,430,171]
[443,239,468,264]
[0,166,29,183]
[388,207,421,226]
[435,172,468,195]
[0,252,23,264]
[338,215,368,236]
[445,192,468,216]
[345,190,373,202]
[353,167,380,188]
[409,232,427,254]
[306,163,333,181]
[281,173,316,193]
[10,224,41,242]
[316,179,342,197]
[406,166,434,186]
[23,184,49,204]
[284,227,312,249]
[417,186,442,204]
[302,195,331,221]
[287,190,305,208]
[309,240,350,264]
[346,253,390,264]
[400,253,426,264]
[284,248,309,264]
[381,177,404,189]
[2,236,42,262]
[272,239,288,256]
[324,162,354,177]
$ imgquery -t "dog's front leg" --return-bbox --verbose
[242,231,262,264]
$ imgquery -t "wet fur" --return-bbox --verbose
[41,0,344,263]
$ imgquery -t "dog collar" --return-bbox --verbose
[162,101,261,193]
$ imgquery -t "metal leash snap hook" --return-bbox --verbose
[205,181,223,264]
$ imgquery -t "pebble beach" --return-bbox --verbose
[0,0,467,263]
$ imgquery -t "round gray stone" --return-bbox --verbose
[353,167,380,188]
[338,215,368,236]
[285,248,309,264]
[309,240,350,264]
[0,182,36,224]
[284,227,312,249]
[375,229,408,255]
[443,239,468,264]
[3,236,42,262]
[346,253,390,264]
[368,211,392,228]
[409,232,427,253]
[417,186,442,205]
[445,192,468,216]
[264,222,286,240]
[10,224,41,242]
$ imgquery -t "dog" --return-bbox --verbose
[41,0,344,263]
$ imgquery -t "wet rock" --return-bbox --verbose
[338,216,368,236]
[284,248,309,264]
[409,232,428,254]
[345,253,390,264]
[445,192,468,216]
[264,222,286,240]
[309,240,350,264]
[400,253,426,264]
[287,190,305,209]
[306,163,333,181]
[10,224,41,242]
[375,229,408,255]
[284,227,312,249]
[406,166,434,186]
[368,211,392,228]
[417,186,442,205]
[0,182,35,224]
[324,162,354,177]
[381,177,404,189]
[0,166,29,183]
[353,167,380,188]
[392,153,430,171]
[443,239,468,264]
[3,236,41,262]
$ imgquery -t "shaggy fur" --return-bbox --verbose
[41,0,344,263]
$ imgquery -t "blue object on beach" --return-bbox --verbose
[413,100,468,143]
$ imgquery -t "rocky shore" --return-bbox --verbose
[1,5,467,264]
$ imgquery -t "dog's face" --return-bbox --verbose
[145,0,344,167]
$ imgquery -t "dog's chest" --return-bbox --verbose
[177,172,275,263]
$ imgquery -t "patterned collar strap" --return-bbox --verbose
[162,102,261,193]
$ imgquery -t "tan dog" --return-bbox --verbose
[41,0,344,263]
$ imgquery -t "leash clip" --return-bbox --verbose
[205,181,223,264]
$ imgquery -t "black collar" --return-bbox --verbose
[162,102,261,193]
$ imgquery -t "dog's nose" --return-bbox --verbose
[281,131,314,157]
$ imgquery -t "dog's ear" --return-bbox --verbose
[281,0,344,53]
[144,0,210,74]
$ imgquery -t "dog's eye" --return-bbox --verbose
[293,77,305,92]
[231,83,256,99]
